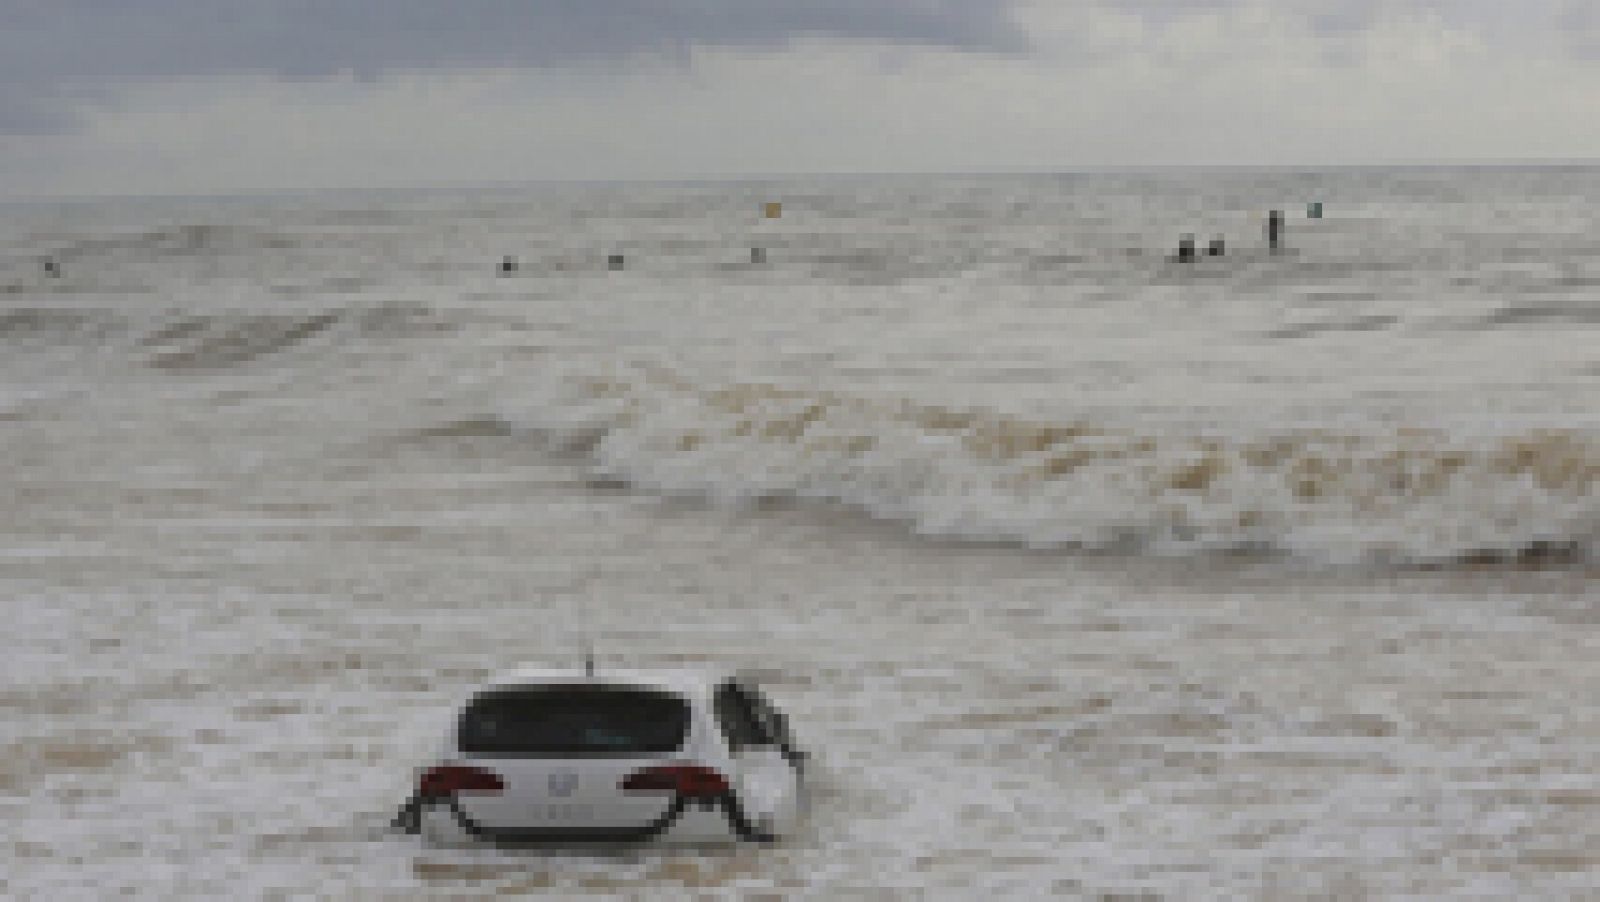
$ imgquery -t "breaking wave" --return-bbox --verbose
[485,364,1598,567]
[0,302,444,368]
[137,303,442,370]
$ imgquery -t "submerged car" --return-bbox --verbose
[395,666,806,845]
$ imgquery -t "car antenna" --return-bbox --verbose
[571,569,598,677]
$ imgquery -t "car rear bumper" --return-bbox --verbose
[415,793,776,846]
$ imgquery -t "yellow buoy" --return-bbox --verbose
[763,201,782,219]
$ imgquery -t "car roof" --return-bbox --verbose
[475,665,740,699]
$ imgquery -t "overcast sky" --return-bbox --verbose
[3,0,1598,198]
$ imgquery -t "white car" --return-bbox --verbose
[394,666,807,845]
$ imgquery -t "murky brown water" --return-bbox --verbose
[5,170,1598,897]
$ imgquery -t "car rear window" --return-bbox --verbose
[458,686,690,756]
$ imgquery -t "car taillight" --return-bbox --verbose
[619,764,730,799]
[419,764,505,796]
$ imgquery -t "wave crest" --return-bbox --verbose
[495,364,1599,566]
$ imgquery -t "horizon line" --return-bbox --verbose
[6,156,1599,206]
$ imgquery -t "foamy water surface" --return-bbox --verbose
[3,169,1598,897]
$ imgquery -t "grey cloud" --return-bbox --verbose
[0,1,1025,132]
[1108,0,1550,36]
[5,0,1587,139]
[1561,0,1600,58]
[1100,0,1590,67]
[0,90,76,136]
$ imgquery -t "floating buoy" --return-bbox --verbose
[750,247,766,264]
[1267,210,1284,251]
[42,256,59,277]
[763,201,782,219]
[607,254,625,271]
[1207,237,1225,257]
[498,255,517,275]
[1177,234,1196,262]
[1307,201,1323,219]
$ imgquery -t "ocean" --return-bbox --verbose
[4,168,1598,897]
